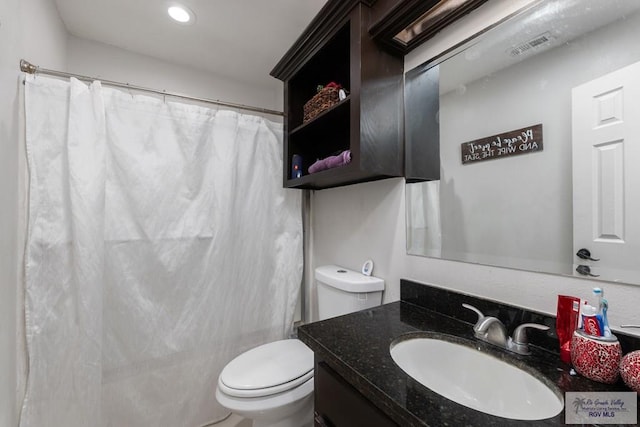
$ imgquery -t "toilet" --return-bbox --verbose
[215,265,384,427]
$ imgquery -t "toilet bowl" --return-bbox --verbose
[215,265,384,427]
[215,339,314,427]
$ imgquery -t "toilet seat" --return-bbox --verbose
[218,339,313,398]
[219,369,314,398]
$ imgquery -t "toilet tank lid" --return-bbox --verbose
[315,265,384,293]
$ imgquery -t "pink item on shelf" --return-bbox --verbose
[308,150,351,174]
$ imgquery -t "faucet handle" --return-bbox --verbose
[463,303,508,346]
[462,303,485,324]
[512,323,550,344]
[509,323,549,355]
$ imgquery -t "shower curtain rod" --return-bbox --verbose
[19,59,284,117]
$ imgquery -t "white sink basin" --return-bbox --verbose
[390,336,564,420]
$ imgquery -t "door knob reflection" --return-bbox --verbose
[576,248,599,261]
[576,265,599,277]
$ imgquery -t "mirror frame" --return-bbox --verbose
[369,0,488,55]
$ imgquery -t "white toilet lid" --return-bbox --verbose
[219,339,314,398]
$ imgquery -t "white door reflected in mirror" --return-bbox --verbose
[572,61,640,283]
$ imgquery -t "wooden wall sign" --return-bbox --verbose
[461,124,543,164]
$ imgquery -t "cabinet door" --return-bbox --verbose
[314,362,398,427]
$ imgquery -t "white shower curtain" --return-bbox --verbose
[22,75,303,427]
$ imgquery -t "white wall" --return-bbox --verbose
[0,0,68,425]
[309,0,640,337]
[67,36,283,113]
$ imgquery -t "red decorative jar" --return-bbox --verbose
[620,350,640,392]
[570,329,621,384]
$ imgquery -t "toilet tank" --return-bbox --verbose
[315,265,384,321]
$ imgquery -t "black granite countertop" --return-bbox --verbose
[298,280,637,427]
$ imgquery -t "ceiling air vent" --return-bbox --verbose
[508,31,554,57]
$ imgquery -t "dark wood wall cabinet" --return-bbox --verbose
[271,0,482,189]
[271,0,404,190]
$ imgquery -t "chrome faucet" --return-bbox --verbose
[462,303,549,355]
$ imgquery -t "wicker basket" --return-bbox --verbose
[303,86,341,123]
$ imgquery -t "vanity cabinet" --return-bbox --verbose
[314,360,398,427]
[271,0,404,190]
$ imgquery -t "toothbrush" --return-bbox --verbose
[602,298,611,337]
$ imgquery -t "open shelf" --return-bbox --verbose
[290,96,350,136]
[286,164,395,190]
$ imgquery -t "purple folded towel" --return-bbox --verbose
[308,150,351,174]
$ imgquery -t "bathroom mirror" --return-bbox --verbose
[406,0,640,285]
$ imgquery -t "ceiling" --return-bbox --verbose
[54,0,328,90]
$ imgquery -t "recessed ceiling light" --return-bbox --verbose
[168,5,194,24]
